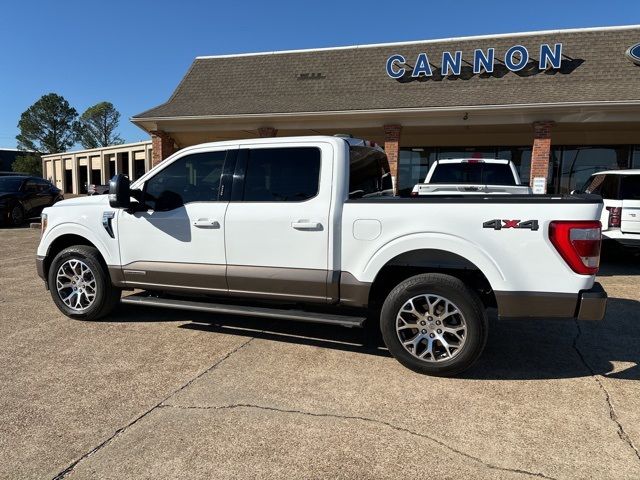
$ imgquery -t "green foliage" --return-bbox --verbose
[16,93,79,154]
[78,101,124,149]
[12,155,42,176]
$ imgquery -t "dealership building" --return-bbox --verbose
[45,25,640,195]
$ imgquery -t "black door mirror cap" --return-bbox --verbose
[108,174,131,209]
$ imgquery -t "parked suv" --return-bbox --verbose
[579,170,640,250]
[36,136,606,376]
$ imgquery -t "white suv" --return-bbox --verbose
[580,170,640,250]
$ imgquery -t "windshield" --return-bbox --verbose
[0,177,23,192]
[430,163,517,185]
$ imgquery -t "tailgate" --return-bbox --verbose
[621,200,640,233]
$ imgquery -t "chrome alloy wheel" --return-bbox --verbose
[396,294,467,362]
[56,259,97,312]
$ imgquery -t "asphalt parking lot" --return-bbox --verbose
[1,227,639,480]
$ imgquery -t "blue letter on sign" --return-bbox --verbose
[539,43,562,70]
[441,51,462,76]
[412,53,433,77]
[386,54,406,79]
[505,45,529,71]
[473,48,495,74]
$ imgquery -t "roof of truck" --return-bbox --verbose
[592,169,640,175]
[434,158,511,164]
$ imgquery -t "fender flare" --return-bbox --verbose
[41,222,116,266]
[361,232,506,290]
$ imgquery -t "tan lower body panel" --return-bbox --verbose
[111,262,330,303]
[110,262,372,307]
[226,265,328,303]
[116,261,227,293]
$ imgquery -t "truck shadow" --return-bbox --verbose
[596,254,640,277]
[113,296,640,381]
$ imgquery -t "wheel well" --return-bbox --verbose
[44,234,103,279]
[368,249,496,310]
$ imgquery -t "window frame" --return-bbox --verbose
[140,148,236,211]
[231,146,323,203]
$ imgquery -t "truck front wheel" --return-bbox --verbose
[380,273,488,376]
[48,245,121,320]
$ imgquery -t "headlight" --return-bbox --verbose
[41,213,48,235]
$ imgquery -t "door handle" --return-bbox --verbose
[193,218,220,228]
[291,220,323,231]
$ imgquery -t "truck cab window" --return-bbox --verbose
[144,151,227,211]
[242,147,320,202]
[349,146,392,198]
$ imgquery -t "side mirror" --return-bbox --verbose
[109,174,131,208]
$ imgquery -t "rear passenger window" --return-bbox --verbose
[144,151,227,211]
[242,147,320,202]
[621,176,640,200]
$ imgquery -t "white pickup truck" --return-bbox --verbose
[36,136,607,376]
[411,158,532,196]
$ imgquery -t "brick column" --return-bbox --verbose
[383,124,402,194]
[530,121,555,193]
[150,130,177,167]
[257,127,278,138]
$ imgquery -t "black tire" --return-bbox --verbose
[8,202,25,226]
[380,273,488,376]
[48,245,121,320]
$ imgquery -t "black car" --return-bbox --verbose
[0,176,64,226]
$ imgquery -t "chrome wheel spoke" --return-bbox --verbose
[56,259,97,312]
[396,293,467,363]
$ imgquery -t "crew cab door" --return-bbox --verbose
[224,143,333,302]
[116,146,236,293]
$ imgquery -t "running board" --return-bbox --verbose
[120,293,366,328]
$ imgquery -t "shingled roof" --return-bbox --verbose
[133,26,640,120]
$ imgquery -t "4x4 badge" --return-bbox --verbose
[483,219,539,231]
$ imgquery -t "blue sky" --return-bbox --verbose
[1,0,639,149]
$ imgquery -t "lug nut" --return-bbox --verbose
[429,333,435,338]
[421,329,427,334]
[437,329,442,334]
[428,316,433,321]
[420,321,426,326]
[436,320,441,325]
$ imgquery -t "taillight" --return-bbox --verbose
[549,221,601,275]
[606,206,621,228]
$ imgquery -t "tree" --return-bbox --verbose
[16,93,79,154]
[77,102,124,149]
[12,155,42,176]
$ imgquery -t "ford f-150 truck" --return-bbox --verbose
[36,136,607,376]
[411,158,532,196]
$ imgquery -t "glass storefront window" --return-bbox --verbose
[398,144,636,195]
[398,148,435,196]
[558,146,631,194]
[498,147,532,184]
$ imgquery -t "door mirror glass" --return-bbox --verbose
[109,174,131,208]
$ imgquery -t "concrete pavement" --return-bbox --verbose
[1,227,639,479]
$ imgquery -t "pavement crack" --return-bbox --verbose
[51,337,255,480]
[160,403,557,479]
[573,319,640,462]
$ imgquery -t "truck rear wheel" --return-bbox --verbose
[48,245,121,320]
[380,273,488,376]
